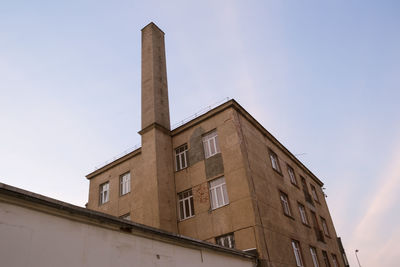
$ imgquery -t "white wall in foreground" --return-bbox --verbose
[0,202,254,267]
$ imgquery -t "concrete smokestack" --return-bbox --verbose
[139,22,177,233]
[141,22,170,131]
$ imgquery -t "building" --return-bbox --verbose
[0,183,256,267]
[86,22,350,267]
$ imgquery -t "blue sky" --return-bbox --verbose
[1,1,399,266]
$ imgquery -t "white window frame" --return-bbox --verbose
[209,177,229,210]
[216,233,235,249]
[321,217,330,236]
[178,189,195,220]
[310,247,320,267]
[311,184,319,202]
[202,130,220,159]
[298,203,309,225]
[120,172,131,196]
[99,182,109,205]
[175,144,188,171]
[280,192,291,216]
[291,240,304,267]
[288,165,297,185]
[269,150,281,172]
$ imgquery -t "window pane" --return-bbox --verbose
[216,187,223,207]
[185,199,190,218]
[190,196,194,216]
[179,201,184,220]
[210,138,216,155]
[222,184,229,204]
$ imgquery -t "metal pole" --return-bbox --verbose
[355,249,361,267]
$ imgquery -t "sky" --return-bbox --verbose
[1,1,399,266]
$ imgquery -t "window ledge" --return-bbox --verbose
[272,168,283,177]
[178,215,195,222]
[210,203,229,212]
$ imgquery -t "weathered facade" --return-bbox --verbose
[86,22,350,267]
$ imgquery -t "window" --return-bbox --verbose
[99,182,109,205]
[291,240,304,267]
[280,192,291,216]
[298,203,309,225]
[310,247,320,267]
[331,254,339,267]
[120,172,131,196]
[119,213,131,220]
[216,233,235,249]
[311,184,319,202]
[287,165,298,185]
[202,130,220,158]
[269,150,281,173]
[178,189,195,220]
[321,217,330,237]
[175,144,188,171]
[209,177,229,209]
[322,250,331,267]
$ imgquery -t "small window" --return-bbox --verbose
[298,203,309,225]
[269,150,281,173]
[99,182,110,205]
[202,130,220,158]
[120,172,131,196]
[209,177,229,209]
[175,144,188,171]
[216,233,235,249]
[280,191,291,216]
[322,250,331,267]
[119,213,131,220]
[310,247,320,267]
[311,184,319,202]
[178,189,195,220]
[321,217,330,237]
[331,254,339,267]
[291,240,304,267]
[287,165,297,185]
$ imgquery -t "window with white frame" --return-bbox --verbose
[331,254,339,267]
[178,189,195,220]
[280,192,291,216]
[310,247,320,267]
[175,144,188,171]
[216,233,235,249]
[311,184,319,202]
[269,150,281,173]
[202,130,220,159]
[99,182,109,205]
[119,213,131,221]
[209,177,229,210]
[291,240,304,267]
[120,172,131,196]
[287,165,297,185]
[298,203,309,225]
[321,217,330,236]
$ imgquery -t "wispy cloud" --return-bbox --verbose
[347,138,400,267]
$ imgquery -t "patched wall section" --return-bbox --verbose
[188,127,205,166]
[205,153,224,179]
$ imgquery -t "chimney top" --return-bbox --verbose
[141,22,165,35]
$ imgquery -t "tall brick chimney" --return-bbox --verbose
[139,22,177,232]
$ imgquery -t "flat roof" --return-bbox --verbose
[0,182,257,261]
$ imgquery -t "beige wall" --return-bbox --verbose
[172,108,256,250]
[0,200,255,267]
[237,111,343,266]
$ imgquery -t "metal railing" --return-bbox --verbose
[171,97,230,130]
[93,143,141,171]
